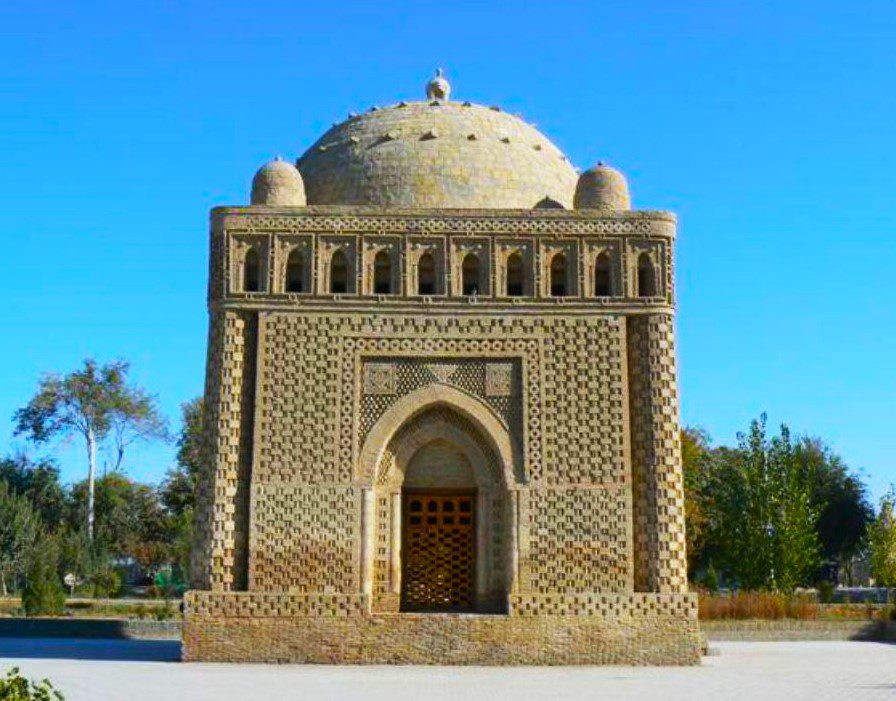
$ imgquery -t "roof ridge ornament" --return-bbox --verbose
[425,68,451,102]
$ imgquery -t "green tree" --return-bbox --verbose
[13,359,169,540]
[57,527,101,592]
[794,438,872,580]
[868,489,896,587]
[0,483,43,596]
[701,562,719,593]
[21,537,65,616]
[160,397,204,518]
[680,427,713,578]
[0,454,67,533]
[767,426,820,592]
[159,398,204,581]
[710,415,820,591]
[69,473,168,570]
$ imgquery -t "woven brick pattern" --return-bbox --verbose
[255,314,345,483]
[359,358,521,442]
[250,484,359,593]
[194,310,256,592]
[526,486,630,594]
[627,314,688,593]
[541,316,626,485]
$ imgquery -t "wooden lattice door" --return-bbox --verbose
[401,492,476,612]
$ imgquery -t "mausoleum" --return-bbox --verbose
[184,71,701,665]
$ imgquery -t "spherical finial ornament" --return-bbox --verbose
[250,157,306,206]
[574,163,631,211]
[425,68,451,101]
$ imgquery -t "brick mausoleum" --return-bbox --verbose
[184,71,701,665]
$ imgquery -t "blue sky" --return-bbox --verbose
[1,1,894,502]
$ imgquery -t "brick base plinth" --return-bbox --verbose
[182,592,702,665]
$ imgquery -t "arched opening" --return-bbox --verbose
[285,248,304,293]
[330,249,349,294]
[594,251,612,296]
[243,248,261,292]
[550,252,567,297]
[373,250,392,295]
[462,254,480,296]
[402,439,476,612]
[368,403,511,615]
[506,252,524,297]
[417,253,436,295]
[637,253,657,297]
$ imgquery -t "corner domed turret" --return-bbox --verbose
[574,162,631,211]
[250,157,306,206]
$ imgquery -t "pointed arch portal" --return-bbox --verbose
[358,385,518,614]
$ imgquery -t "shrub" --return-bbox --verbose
[154,599,174,621]
[817,580,834,604]
[0,667,64,700]
[21,541,64,617]
[89,569,121,599]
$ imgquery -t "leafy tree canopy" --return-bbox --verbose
[0,453,67,532]
[0,482,43,596]
[13,359,169,539]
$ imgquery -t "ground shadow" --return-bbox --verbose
[0,638,180,662]
[849,621,896,644]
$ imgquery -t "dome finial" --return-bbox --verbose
[426,68,451,101]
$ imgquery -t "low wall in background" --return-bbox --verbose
[0,618,181,640]
[702,619,896,642]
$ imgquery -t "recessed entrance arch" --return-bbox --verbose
[359,392,516,614]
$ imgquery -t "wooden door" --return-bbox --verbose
[401,492,476,611]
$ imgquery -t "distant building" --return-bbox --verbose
[185,72,700,664]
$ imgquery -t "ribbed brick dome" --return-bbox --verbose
[296,100,578,209]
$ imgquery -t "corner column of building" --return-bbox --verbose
[191,308,257,592]
[627,313,689,593]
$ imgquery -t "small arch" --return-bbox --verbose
[285,248,304,293]
[243,248,261,292]
[462,253,480,296]
[594,251,612,296]
[506,252,524,297]
[373,250,392,294]
[550,252,567,297]
[417,252,436,295]
[330,249,349,294]
[637,253,657,297]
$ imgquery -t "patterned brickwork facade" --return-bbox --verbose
[186,208,700,664]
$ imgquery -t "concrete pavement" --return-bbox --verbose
[1,639,894,700]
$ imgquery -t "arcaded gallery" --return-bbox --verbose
[184,72,701,664]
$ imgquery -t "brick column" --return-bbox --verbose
[627,314,688,593]
[190,309,257,592]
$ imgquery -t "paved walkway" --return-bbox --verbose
[1,639,894,700]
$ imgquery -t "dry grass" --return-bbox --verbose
[819,603,888,621]
[699,592,819,620]
[698,592,892,621]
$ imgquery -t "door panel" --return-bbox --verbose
[401,492,476,611]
